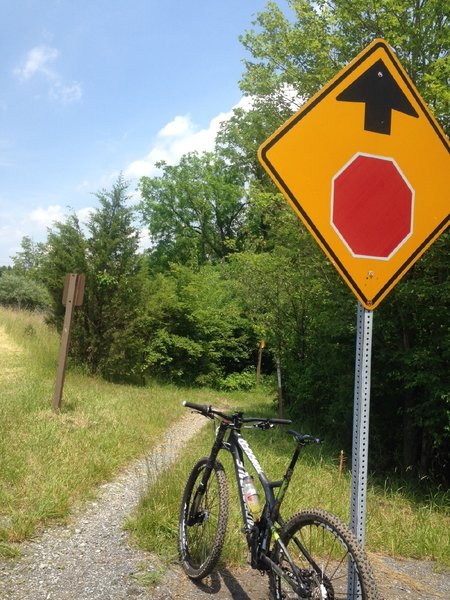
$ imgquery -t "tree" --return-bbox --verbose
[234,0,449,478]
[40,213,88,332]
[372,232,450,477]
[133,263,256,386]
[84,175,145,377]
[11,236,46,277]
[138,152,247,269]
[240,0,449,132]
[37,177,146,379]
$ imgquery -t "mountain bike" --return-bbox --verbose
[178,401,379,599]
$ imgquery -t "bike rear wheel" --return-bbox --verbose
[178,457,228,580]
[269,508,379,599]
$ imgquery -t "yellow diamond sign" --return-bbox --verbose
[258,39,449,310]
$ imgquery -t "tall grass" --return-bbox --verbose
[127,395,450,568]
[0,308,222,556]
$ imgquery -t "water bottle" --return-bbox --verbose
[243,475,261,516]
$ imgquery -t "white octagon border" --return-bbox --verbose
[331,152,415,261]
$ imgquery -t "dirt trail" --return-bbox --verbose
[0,411,208,600]
[0,324,25,383]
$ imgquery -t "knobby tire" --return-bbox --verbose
[269,508,379,599]
[178,457,228,580]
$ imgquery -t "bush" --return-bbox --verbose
[0,272,51,311]
[219,368,257,391]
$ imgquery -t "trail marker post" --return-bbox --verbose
[52,273,85,411]
[258,38,449,597]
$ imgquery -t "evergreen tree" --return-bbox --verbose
[84,175,145,377]
[40,214,88,327]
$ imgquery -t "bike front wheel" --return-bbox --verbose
[269,508,379,599]
[178,457,228,580]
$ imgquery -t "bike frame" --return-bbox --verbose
[194,415,309,595]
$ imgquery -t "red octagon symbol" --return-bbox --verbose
[331,154,414,259]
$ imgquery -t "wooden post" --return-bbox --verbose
[256,339,265,385]
[52,274,84,411]
[339,450,345,479]
[275,355,284,419]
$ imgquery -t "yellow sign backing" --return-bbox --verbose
[259,39,449,309]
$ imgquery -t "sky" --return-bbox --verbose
[0,0,274,266]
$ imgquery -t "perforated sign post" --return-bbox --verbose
[259,38,449,597]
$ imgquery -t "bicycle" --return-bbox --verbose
[178,401,379,599]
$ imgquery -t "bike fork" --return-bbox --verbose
[189,426,226,523]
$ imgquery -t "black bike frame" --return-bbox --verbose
[194,417,308,595]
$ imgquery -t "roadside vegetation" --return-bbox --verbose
[0,308,206,557]
[1,0,448,568]
[0,309,448,568]
[127,395,450,568]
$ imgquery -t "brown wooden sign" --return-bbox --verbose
[62,273,85,306]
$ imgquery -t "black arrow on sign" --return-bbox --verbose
[336,58,419,135]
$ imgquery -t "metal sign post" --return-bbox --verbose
[258,38,449,598]
[348,302,373,597]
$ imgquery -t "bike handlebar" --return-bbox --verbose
[182,401,292,426]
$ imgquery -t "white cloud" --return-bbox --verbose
[50,81,83,104]
[159,115,193,138]
[14,45,82,104]
[14,45,59,81]
[0,202,65,264]
[76,206,94,225]
[29,204,65,228]
[125,96,254,179]
[0,201,99,265]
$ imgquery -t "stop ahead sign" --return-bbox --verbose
[259,39,449,310]
[331,154,414,260]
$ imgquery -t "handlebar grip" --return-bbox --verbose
[182,401,211,414]
[269,418,292,425]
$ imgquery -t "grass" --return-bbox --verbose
[127,393,450,569]
[1,307,448,570]
[0,308,229,557]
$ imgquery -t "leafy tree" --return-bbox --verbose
[240,0,449,132]
[234,0,450,478]
[11,236,46,277]
[134,264,256,386]
[138,152,247,269]
[372,233,450,477]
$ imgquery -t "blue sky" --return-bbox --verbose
[0,0,273,265]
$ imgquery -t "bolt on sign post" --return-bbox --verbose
[52,273,85,411]
[258,38,449,595]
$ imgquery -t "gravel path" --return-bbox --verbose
[0,411,207,600]
[0,404,448,600]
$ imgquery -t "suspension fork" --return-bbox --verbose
[188,421,228,522]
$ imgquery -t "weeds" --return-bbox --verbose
[128,399,450,569]
[0,308,191,543]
